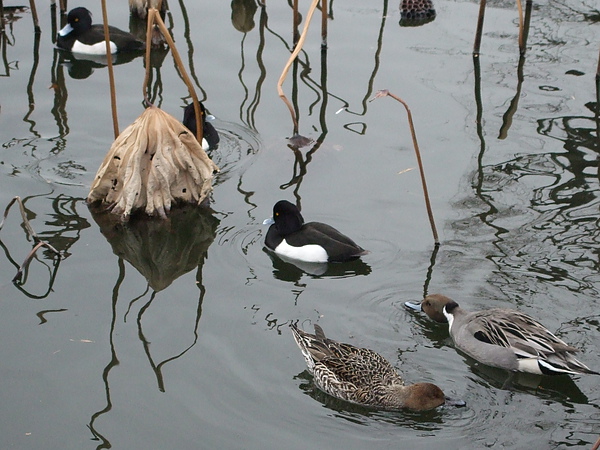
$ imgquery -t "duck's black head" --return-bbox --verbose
[183,103,220,148]
[66,7,93,35]
[272,200,304,235]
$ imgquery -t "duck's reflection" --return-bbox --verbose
[58,50,143,79]
[463,353,589,405]
[264,247,371,281]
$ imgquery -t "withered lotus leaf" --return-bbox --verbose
[87,106,219,219]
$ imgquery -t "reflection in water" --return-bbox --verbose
[231,0,258,33]
[87,205,218,447]
[0,7,29,76]
[464,355,590,405]
[90,204,219,291]
[58,50,144,80]
[0,194,89,298]
[264,247,371,281]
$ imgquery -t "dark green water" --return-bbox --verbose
[0,0,599,448]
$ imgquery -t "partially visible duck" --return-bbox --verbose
[182,103,220,150]
[406,294,599,376]
[129,0,167,19]
[263,200,368,263]
[57,7,145,55]
[291,323,464,411]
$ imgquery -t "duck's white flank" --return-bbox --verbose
[71,40,117,55]
[275,240,328,263]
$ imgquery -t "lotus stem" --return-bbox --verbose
[370,90,439,245]
[277,0,320,132]
[144,8,203,144]
[473,0,486,57]
[100,0,119,138]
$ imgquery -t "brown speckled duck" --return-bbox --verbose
[291,323,464,411]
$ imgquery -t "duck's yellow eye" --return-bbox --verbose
[74,18,79,22]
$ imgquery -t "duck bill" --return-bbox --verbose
[58,23,73,37]
[404,301,423,312]
[444,396,466,408]
[262,217,274,226]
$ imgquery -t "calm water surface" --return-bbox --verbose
[1,0,599,449]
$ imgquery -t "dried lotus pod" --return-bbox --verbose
[400,0,436,27]
[87,105,219,220]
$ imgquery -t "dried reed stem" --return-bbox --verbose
[473,0,487,57]
[277,0,320,132]
[100,0,120,138]
[371,90,439,245]
[143,8,203,144]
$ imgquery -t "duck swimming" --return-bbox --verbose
[291,323,463,410]
[406,294,598,376]
[263,200,368,263]
[182,103,220,150]
[57,7,145,55]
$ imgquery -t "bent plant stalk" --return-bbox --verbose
[277,0,320,134]
[0,196,62,282]
[371,90,439,245]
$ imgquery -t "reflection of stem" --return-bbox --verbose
[371,90,439,244]
[24,28,41,136]
[422,243,439,298]
[176,0,207,100]
[88,258,125,450]
[498,52,526,139]
[137,276,205,392]
[277,0,320,134]
[337,0,388,119]
[100,0,119,138]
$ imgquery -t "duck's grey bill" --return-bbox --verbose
[263,217,274,225]
[444,397,467,408]
[404,301,422,311]
[59,23,73,36]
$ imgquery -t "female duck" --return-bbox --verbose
[182,103,220,150]
[57,7,145,54]
[263,200,367,263]
[406,294,598,376]
[291,323,463,410]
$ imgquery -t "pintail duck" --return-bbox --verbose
[264,201,368,263]
[291,323,465,410]
[406,294,599,376]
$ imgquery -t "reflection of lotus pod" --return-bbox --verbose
[231,0,258,33]
[87,106,219,220]
[90,204,219,291]
[400,0,436,26]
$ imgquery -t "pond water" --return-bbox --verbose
[1,0,599,449]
